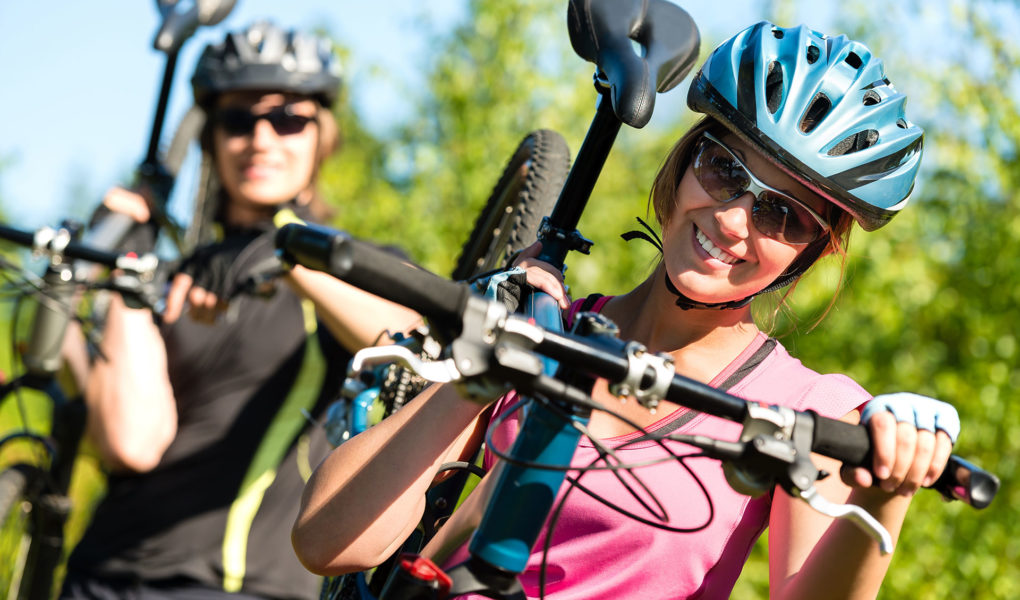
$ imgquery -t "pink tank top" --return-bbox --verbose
[445,296,869,599]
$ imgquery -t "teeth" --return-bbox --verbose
[696,228,740,265]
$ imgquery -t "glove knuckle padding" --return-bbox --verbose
[862,392,960,444]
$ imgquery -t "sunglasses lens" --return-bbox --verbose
[215,108,312,136]
[695,136,823,244]
[751,192,819,244]
[694,141,751,203]
[217,109,256,136]
[268,112,312,136]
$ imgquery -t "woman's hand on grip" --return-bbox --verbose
[843,392,958,496]
[512,241,570,310]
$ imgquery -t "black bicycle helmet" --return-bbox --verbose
[191,21,343,108]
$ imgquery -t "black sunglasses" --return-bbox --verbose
[214,105,316,137]
[692,132,830,245]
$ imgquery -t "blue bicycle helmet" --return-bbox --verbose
[191,21,343,109]
[687,21,923,231]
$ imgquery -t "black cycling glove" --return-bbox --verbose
[177,230,271,300]
[469,266,530,314]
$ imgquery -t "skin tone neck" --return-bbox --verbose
[602,262,760,385]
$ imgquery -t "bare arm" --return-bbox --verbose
[84,294,177,473]
[292,383,489,575]
[768,409,953,600]
[282,264,423,351]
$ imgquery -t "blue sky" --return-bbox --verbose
[0,1,836,231]
[0,0,465,228]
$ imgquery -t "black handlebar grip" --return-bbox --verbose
[0,224,35,247]
[809,411,999,509]
[809,411,872,467]
[275,223,470,338]
[930,455,1000,510]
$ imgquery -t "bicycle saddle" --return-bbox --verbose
[567,0,700,128]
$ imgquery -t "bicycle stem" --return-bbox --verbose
[536,83,620,270]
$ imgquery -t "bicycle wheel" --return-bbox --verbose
[451,129,570,281]
[0,465,37,598]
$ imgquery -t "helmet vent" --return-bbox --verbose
[862,90,882,106]
[800,93,831,133]
[765,62,784,114]
[844,52,863,69]
[896,118,909,129]
[771,27,785,40]
[828,129,880,156]
[806,44,821,64]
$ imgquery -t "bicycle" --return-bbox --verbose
[276,204,1000,600]
[277,1,1000,598]
[319,129,571,600]
[0,223,161,600]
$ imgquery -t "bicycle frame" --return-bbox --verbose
[83,0,238,259]
[277,223,1000,599]
[435,1,701,595]
[452,90,620,590]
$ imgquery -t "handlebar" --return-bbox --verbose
[276,223,470,340]
[275,223,1000,510]
[0,222,163,377]
[0,224,149,271]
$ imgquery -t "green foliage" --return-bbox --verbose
[327,1,1018,596]
[738,2,1020,597]
[3,0,1016,596]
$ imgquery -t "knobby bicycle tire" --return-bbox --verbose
[320,131,569,600]
[371,128,571,439]
[0,464,38,598]
[451,129,570,281]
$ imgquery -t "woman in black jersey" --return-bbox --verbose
[60,21,419,600]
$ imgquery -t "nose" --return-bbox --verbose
[716,191,754,239]
[250,116,279,148]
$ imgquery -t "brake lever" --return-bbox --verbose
[348,345,461,385]
[794,485,893,554]
[683,403,897,555]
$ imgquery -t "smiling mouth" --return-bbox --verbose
[242,164,279,178]
[695,226,742,265]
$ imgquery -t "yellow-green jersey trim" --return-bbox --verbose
[222,299,323,592]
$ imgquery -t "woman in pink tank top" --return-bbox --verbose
[293,21,960,600]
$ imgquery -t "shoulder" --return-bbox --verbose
[735,339,870,419]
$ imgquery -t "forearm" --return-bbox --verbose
[769,453,913,600]
[283,265,422,351]
[293,383,488,575]
[85,295,177,472]
[774,489,910,600]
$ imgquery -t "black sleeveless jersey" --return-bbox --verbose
[67,230,350,600]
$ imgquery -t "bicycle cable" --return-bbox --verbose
[481,388,720,599]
